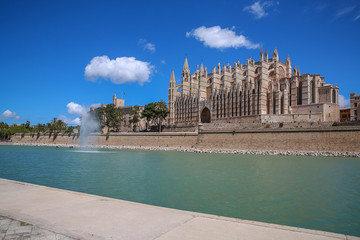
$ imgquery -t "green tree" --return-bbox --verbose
[96,104,123,132]
[55,119,66,132]
[93,107,106,132]
[141,101,169,132]
[34,123,47,133]
[154,100,169,132]
[141,102,156,131]
[129,105,141,131]
[24,120,30,129]
[0,122,9,140]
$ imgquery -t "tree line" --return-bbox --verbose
[0,100,170,140]
[0,118,75,140]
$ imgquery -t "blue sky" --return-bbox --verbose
[1,0,359,125]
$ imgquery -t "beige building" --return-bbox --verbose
[350,92,360,121]
[94,93,145,132]
[168,49,340,125]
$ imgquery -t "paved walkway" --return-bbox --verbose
[0,178,358,240]
[0,216,75,240]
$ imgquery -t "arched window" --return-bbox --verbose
[248,94,251,115]
[289,83,292,106]
[310,80,315,104]
[267,92,270,114]
[239,92,242,116]
[281,95,284,114]
[216,95,219,118]
[273,94,276,114]
[332,89,336,103]
[297,81,302,105]
[228,92,231,118]
[235,93,238,116]
[231,92,234,117]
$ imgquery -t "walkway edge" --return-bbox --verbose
[0,178,358,240]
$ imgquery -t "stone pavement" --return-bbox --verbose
[0,178,359,240]
[0,216,75,240]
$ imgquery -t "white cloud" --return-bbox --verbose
[138,39,156,53]
[67,102,86,116]
[339,94,350,108]
[335,6,355,18]
[161,60,166,64]
[58,115,80,125]
[62,102,100,126]
[243,1,279,19]
[186,26,260,49]
[85,56,153,85]
[145,43,155,52]
[0,110,20,120]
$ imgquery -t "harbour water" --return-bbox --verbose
[0,145,359,236]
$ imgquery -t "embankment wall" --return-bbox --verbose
[11,127,360,152]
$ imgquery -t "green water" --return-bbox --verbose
[0,145,359,236]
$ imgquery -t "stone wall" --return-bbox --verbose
[11,127,360,153]
[11,133,80,145]
[97,132,197,147]
[197,128,360,152]
[11,132,198,148]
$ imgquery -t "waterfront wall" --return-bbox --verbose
[11,127,360,152]
[197,128,360,152]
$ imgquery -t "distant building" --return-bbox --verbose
[350,93,360,121]
[340,107,351,122]
[168,49,340,125]
[92,93,145,132]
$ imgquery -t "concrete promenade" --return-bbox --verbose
[0,178,358,240]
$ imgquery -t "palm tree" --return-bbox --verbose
[154,100,169,132]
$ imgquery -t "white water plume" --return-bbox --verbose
[79,109,100,147]
[66,102,100,148]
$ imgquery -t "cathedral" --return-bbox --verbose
[168,49,340,125]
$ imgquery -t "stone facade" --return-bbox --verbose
[350,92,360,121]
[92,93,146,132]
[168,49,340,125]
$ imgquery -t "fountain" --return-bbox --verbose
[79,109,100,148]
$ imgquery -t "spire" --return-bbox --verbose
[265,50,268,62]
[113,92,117,105]
[200,62,204,74]
[285,55,292,78]
[273,48,279,61]
[170,68,175,84]
[260,48,264,61]
[286,55,291,65]
[293,64,297,75]
[182,57,190,73]
[297,67,300,76]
